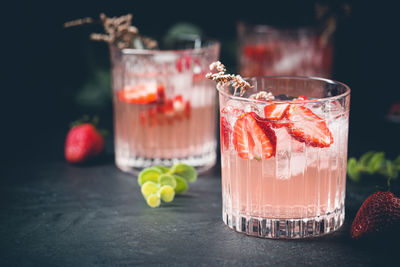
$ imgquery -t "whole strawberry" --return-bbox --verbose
[65,122,104,163]
[351,191,400,239]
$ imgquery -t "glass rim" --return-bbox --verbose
[217,75,351,105]
[119,38,220,56]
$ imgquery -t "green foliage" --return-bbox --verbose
[75,69,111,108]
[347,151,400,184]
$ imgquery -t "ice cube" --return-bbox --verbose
[244,103,263,117]
[221,100,245,126]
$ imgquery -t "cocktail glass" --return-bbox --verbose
[110,38,220,174]
[237,23,333,78]
[218,76,350,238]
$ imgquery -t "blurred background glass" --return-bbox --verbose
[3,0,399,164]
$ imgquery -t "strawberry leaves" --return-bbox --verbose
[347,151,400,187]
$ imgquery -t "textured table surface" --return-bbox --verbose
[0,157,398,267]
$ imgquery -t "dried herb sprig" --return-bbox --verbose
[315,1,351,46]
[64,13,158,50]
[252,91,275,100]
[206,61,253,96]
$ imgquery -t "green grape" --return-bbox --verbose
[170,163,197,182]
[158,174,177,189]
[153,165,170,173]
[146,193,161,208]
[159,185,175,203]
[141,181,160,198]
[138,167,162,186]
[173,175,188,194]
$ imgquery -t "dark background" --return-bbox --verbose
[2,1,400,265]
[3,0,400,163]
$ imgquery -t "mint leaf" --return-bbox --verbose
[366,152,384,173]
[359,151,376,168]
[347,157,360,182]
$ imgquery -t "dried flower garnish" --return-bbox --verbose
[206,61,253,96]
[64,13,158,50]
[315,1,351,46]
[252,91,275,100]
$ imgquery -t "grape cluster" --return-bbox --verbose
[138,163,197,208]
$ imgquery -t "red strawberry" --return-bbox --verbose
[156,84,166,105]
[184,101,191,119]
[295,95,309,101]
[232,112,276,160]
[243,44,276,61]
[176,55,192,72]
[351,191,400,239]
[65,123,104,163]
[220,116,231,151]
[286,105,333,147]
[264,103,289,120]
[118,82,160,104]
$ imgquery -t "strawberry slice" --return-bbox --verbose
[295,95,309,101]
[220,116,231,151]
[176,55,192,72]
[184,101,191,119]
[264,103,290,120]
[286,105,333,147]
[232,112,276,160]
[118,82,159,104]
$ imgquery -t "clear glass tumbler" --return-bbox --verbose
[237,23,333,78]
[218,76,350,238]
[110,39,220,174]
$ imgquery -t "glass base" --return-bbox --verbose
[223,204,344,239]
[115,150,216,176]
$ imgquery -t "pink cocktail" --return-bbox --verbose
[110,39,220,174]
[237,23,333,78]
[218,76,350,238]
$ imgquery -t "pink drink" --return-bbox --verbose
[110,40,220,174]
[114,88,216,161]
[237,23,333,78]
[219,77,350,238]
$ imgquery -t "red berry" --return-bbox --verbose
[220,116,231,151]
[264,103,290,121]
[118,82,160,104]
[286,105,333,147]
[175,55,192,72]
[295,95,309,101]
[65,123,104,163]
[156,84,166,105]
[232,112,276,160]
[351,191,400,239]
[184,101,191,119]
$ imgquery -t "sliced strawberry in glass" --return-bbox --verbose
[119,82,159,104]
[264,103,290,120]
[184,101,191,119]
[286,105,333,147]
[175,55,192,72]
[220,115,231,151]
[232,112,276,160]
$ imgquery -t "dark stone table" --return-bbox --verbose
[1,153,398,267]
